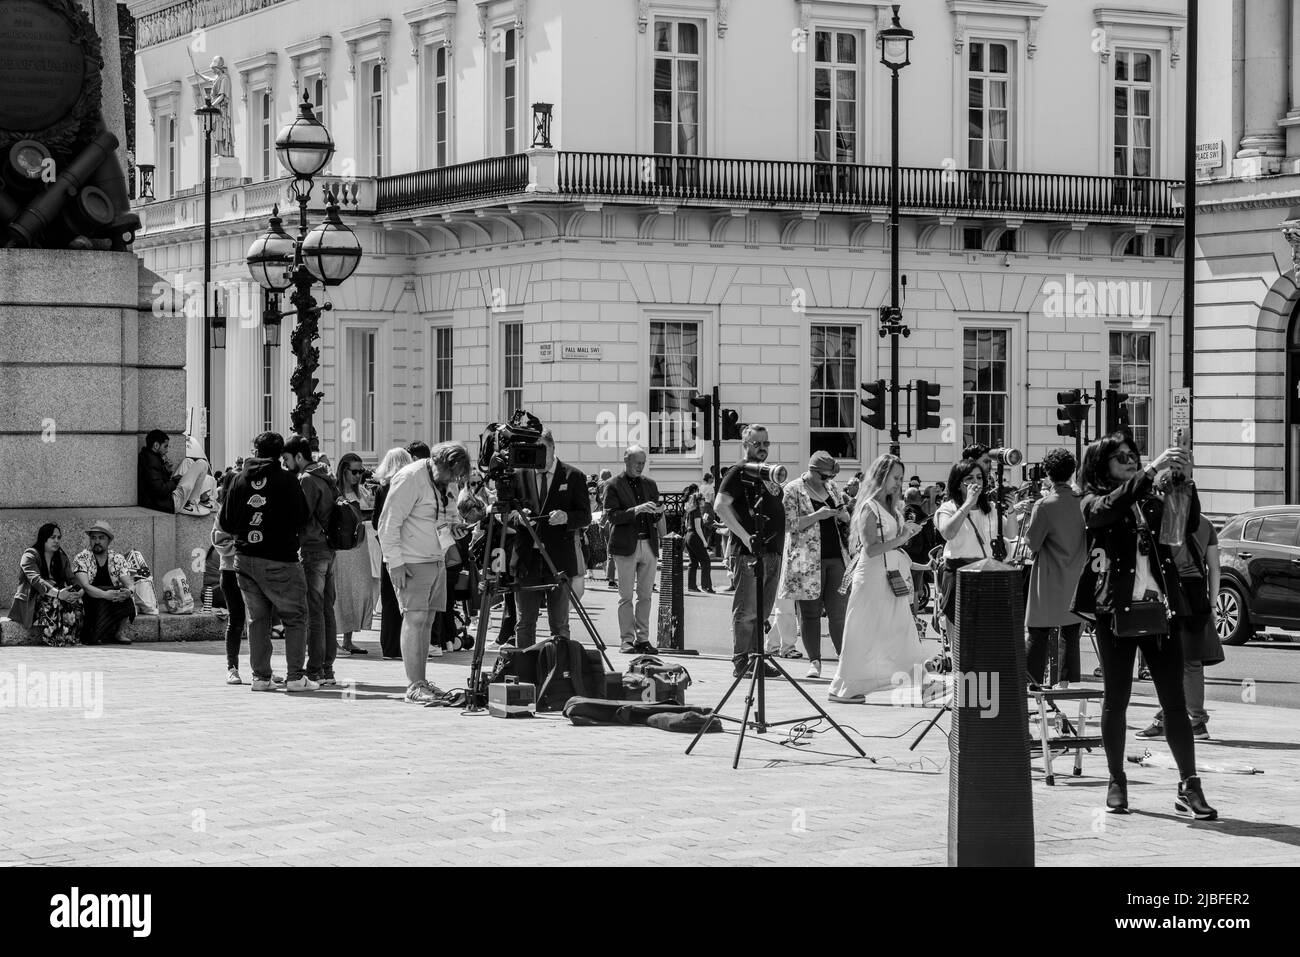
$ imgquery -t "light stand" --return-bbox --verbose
[686,481,865,768]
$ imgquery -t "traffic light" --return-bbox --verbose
[689,393,713,441]
[915,380,941,431]
[1056,389,1085,438]
[720,408,742,440]
[861,380,887,431]
[1105,389,1131,435]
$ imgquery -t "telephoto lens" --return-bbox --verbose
[990,447,1023,466]
[740,463,787,485]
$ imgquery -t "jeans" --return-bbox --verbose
[221,568,247,670]
[235,554,309,682]
[1152,660,1209,726]
[517,584,571,648]
[303,554,338,679]
[614,540,657,644]
[1094,615,1196,779]
[798,558,848,662]
[1026,623,1082,685]
[686,531,713,591]
[767,598,799,654]
[731,552,782,669]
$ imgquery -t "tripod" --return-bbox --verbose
[463,495,612,712]
[686,481,865,768]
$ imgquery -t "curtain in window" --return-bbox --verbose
[988,82,1007,171]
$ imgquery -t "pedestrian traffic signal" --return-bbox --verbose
[689,393,713,441]
[721,408,742,440]
[1105,389,1131,435]
[861,380,887,431]
[1056,389,1085,439]
[915,380,941,431]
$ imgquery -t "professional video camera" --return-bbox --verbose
[477,408,548,507]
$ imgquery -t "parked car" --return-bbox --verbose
[1215,506,1300,645]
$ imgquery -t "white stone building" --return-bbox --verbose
[127,0,1187,492]
[1190,0,1300,517]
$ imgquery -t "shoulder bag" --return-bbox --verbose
[875,504,912,598]
[1111,503,1171,638]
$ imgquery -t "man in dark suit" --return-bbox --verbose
[508,429,591,648]
[603,445,666,654]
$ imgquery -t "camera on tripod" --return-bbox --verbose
[478,408,548,509]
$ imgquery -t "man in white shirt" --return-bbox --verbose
[377,441,472,703]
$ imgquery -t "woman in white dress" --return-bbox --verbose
[829,454,927,702]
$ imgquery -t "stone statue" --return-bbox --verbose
[189,52,236,158]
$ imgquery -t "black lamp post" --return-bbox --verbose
[196,96,220,459]
[246,90,361,453]
[877,4,913,457]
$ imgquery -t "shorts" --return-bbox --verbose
[394,560,447,614]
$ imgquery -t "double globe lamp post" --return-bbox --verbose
[246,89,362,452]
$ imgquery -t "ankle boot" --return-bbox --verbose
[1176,775,1218,821]
[1106,773,1129,813]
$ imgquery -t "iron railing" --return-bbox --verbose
[557,152,1183,220]
[376,154,530,213]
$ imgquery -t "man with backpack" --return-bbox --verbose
[284,434,341,687]
[218,432,314,692]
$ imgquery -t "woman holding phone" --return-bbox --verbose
[829,454,931,702]
[934,458,1019,632]
[1073,433,1216,819]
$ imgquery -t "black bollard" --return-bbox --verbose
[947,558,1034,867]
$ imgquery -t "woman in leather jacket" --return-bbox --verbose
[1072,433,1216,820]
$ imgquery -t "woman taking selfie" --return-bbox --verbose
[1072,433,1216,820]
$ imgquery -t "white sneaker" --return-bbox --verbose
[318,675,338,687]
[806,660,822,679]
[226,668,242,685]
[250,678,275,692]
[285,676,320,693]
[428,644,444,658]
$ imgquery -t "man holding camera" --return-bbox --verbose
[604,445,665,654]
[508,430,591,648]
[716,425,785,678]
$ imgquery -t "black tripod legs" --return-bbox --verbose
[766,656,866,758]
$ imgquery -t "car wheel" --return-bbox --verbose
[1216,584,1252,646]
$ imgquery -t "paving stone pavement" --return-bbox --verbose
[3,623,1298,867]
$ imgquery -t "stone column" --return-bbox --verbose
[1282,0,1300,161]
[77,0,129,177]
[1236,0,1288,171]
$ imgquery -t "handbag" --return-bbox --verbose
[1111,505,1171,639]
[875,506,912,598]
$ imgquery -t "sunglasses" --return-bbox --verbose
[348,468,365,476]
[816,472,835,482]
[1110,451,1138,466]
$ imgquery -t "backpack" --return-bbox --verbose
[326,493,365,550]
[536,637,587,711]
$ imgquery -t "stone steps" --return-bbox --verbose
[1,612,226,646]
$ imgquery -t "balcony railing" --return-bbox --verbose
[376,155,530,214]
[557,152,1183,221]
[133,175,377,237]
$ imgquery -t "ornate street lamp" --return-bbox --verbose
[246,90,361,452]
[262,290,283,348]
[877,4,914,457]
[211,289,227,349]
